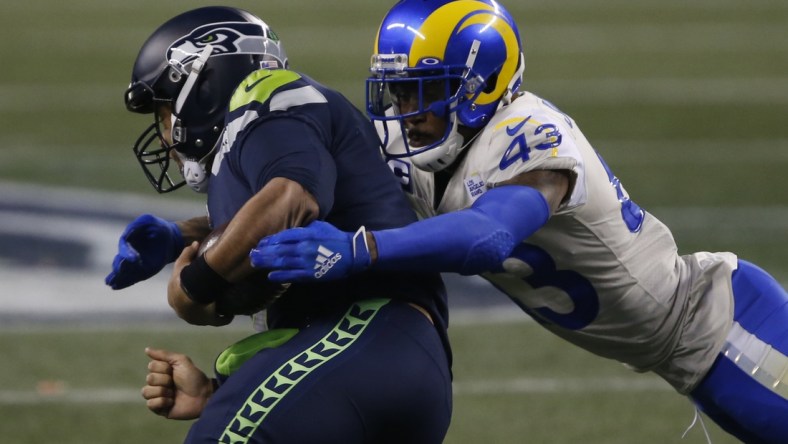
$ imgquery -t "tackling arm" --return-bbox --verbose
[372,184,548,275]
[251,170,569,281]
[372,169,568,275]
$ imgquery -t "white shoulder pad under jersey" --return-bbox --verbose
[384,91,736,393]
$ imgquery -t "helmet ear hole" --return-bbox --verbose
[153,68,185,103]
[483,71,500,94]
[483,72,499,94]
[168,68,182,83]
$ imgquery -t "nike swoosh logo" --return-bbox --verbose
[506,116,531,136]
[244,74,272,93]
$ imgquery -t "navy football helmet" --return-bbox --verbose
[367,0,524,172]
[125,6,288,193]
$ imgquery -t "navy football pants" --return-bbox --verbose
[691,260,788,443]
[184,298,452,444]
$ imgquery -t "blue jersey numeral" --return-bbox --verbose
[533,123,562,150]
[500,133,530,169]
[505,243,599,330]
[499,123,563,170]
[596,152,645,233]
[387,158,413,194]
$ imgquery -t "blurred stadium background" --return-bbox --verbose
[1,0,786,442]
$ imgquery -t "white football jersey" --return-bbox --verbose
[382,91,737,393]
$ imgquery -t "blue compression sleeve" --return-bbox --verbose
[372,185,550,275]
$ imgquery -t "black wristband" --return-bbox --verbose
[180,254,231,305]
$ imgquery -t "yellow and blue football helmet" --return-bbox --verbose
[367,0,524,172]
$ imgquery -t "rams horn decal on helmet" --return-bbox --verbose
[367,0,524,172]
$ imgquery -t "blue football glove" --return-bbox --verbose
[105,214,184,290]
[249,220,371,283]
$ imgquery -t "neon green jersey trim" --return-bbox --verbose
[219,298,390,443]
[229,69,302,112]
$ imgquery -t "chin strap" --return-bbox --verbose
[500,52,525,108]
[169,44,216,194]
[177,147,218,194]
[170,44,213,150]
[181,158,209,193]
[174,44,213,114]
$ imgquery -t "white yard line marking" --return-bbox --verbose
[454,377,671,395]
[0,377,671,405]
[0,389,141,405]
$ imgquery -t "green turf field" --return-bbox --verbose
[0,322,741,444]
[1,0,787,442]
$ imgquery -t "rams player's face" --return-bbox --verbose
[393,81,449,148]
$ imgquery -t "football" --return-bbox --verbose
[197,223,288,316]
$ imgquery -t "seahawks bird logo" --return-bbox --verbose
[167,22,278,72]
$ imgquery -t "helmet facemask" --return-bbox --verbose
[367,53,487,172]
[126,75,187,193]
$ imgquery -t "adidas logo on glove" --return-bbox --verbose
[248,221,371,283]
[314,245,342,279]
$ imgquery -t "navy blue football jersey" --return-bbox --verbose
[206,69,449,358]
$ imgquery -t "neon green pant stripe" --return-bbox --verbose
[219,298,389,444]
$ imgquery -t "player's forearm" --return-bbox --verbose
[206,177,319,282]
[176,216,212,245]
[370,185,550,275]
